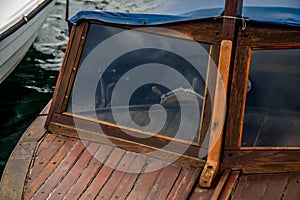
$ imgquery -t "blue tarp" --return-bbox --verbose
[69,0,300,27]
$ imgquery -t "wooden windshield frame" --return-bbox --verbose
[223,22,300,173]
[45,19,223,163]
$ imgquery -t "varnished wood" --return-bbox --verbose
[110,154,148,199]
[78,148,125,200]
[126,158,167,200]
[24,139,80,199]
[218,171,241,199]
[44,143,100,200]
[63,144,113,200]
[200,40,233,188]
[210,169,231,200]
[225,46,251,149]
[0,104,50,200]
[48,120,206,167]
[167,167,201,200]
[238,23,300,47]
[230,173,300,200]
[146,164,181,200]
[93,19,222,44]
[46,21,89,127]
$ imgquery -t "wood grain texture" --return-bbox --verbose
[63,144,113,200]
[0,113,48,200]
[200,40,233,188]
[24,139,78,200]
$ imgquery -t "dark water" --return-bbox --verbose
[0,0,164,179]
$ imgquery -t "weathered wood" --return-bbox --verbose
[63,144,113,200]
[255,116,300,147]
[225,46,251,149]
[282,173,300,200]
[223,150,300,164]
[0,113,48,200]
[209,170,231,200]
[189,184,215,200]
[46,21,89,127]
[261,174,289,199]
[230,173,300,200]
[45,143,100,200]
[27,135,65,181]
[48,115,206,166]
[145,164,181,200]
[94,19,222,44]
[218,171,241,199]
[200,40,233,188]
[94,151,137,199]
[230,174,246,199]
[110,154,148,199]
[238,23,300,47]
[0,141,36,200]
[24,139,78,199]
[78,148,125,200]
[221,0,243,41]
[167,167,201,200]
[126,158,167,200]
[236,174,270,199]
[241,112,267,146]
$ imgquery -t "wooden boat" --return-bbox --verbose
[0,0,55,84]
[1,0,299,199]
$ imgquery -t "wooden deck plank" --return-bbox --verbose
[95,151,137,199]
[231,175,247,200]
[126,158,167,200]
[210,170,231,200]
[79,148,125,200]
[110,154,148,199]
[23,139,78,200]
[256,116,300,147]
[189,186,214,200]
[261,174,289,200]
[46,142,100,200]
[0,111,49,200]
[0,141,37,200]
[27,135,65,181]
[219,171,241,199]
[31,141,88,200]
[145,164,181,200]
[235,174,270,199]
[242,112,266,146]
[34,133,57,156]
[282,173,300,200]
[167,166,201,200]
[63,144,113,200]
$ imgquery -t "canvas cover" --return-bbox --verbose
[69,0,300,27]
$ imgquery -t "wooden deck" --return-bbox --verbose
[0,106,299,199]
[16,133,300,200]
[242,107,300,147]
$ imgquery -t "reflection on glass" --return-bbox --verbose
[66,24,211,145]
[242,49,300,147]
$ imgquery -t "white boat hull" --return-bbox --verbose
[0,0,55,83]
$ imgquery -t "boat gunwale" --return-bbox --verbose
[0,0,54,41]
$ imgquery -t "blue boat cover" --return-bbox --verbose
[69,0,300,27]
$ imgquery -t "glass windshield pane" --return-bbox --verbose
[66,23,211,145]
[242,49,300,147]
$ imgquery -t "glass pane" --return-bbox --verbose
[66,23,211,145]
[242,49,300,147]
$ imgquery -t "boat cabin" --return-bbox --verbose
[1,0,300,199]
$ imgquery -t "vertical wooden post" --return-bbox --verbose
[199,0,243,188]
[199,40,232,188]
